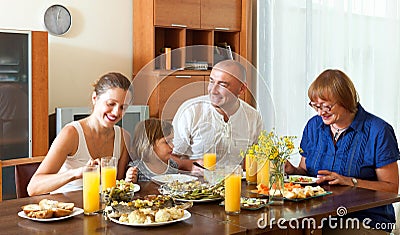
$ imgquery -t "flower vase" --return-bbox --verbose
[268,161,285,205]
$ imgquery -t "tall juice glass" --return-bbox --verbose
[225,166,242,214]
[203,153,216,182]
[257,159,269,187]
[245,154,257,184]
[83,165,100,215]
[203,153,217,170]
[101,156,116,191]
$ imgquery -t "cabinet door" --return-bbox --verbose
[154,0,200,28]
[201,0,241,31]
[158,75,205,120]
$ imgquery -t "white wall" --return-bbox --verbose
[0,0,133,113]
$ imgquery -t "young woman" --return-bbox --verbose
[28,72,134,195]
[126,118,179,182]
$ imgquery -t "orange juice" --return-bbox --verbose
[257,159,269,186]
[101,166,116,191]
[83,167,100,215]
[203,153,216,170]
[245,154,257,184]
[225,172,241,214]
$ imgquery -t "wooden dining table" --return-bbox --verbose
[0,179,399,235]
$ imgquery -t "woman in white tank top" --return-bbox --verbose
[28,72,136,196]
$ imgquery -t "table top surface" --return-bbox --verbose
[1,180,399,235]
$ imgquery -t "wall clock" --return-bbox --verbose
[44,4,72,36]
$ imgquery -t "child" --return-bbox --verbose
[126,118,179,182]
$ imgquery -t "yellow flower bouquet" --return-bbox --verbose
[242,130,300,204]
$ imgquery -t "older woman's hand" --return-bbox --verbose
[125,166,138,183]
[317,170,353,186]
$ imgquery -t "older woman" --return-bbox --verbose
[286,69,399,234]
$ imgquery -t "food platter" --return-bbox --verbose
[173,197,222,203]
[220,197,268,210]
[108,210,191,227]
[285,175,319,185]
[159,180,224,202]
[18,207,83,222]
[284,191,332,202]
[151,174,198,184]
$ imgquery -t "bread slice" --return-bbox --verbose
[22,204,42,214]
[28,209,54,219]
[39,199,59,210]
[53,208,73,217]
[57,202,74,211]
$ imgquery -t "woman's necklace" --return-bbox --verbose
[331,124,348,142]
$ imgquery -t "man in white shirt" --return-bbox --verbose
[172,60,263,170]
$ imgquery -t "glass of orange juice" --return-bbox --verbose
[203,153,216,182]
[224,165,242,215]
[83,165,100,215]
[257,159,269,187]
[245,154,257,184]
[101,156,117,192]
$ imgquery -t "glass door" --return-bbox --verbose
[0,30,30,199]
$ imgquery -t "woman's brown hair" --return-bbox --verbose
[308,69,359,113]
[93,72,133,104]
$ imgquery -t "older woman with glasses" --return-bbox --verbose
[285,69,399,234]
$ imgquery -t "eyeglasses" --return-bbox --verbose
[308,102,336,112]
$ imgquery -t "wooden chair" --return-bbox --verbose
[0,156,45,201]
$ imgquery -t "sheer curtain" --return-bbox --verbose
[257,0,400,165]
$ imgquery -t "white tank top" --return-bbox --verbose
[52,121,121,193]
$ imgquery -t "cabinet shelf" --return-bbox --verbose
[133,0,252,118]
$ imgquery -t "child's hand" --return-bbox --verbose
[125,166,138,183]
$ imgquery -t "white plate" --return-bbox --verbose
[151,174,198,184]
[109,210,191,227]
[18,207,84,222]
[173,197,222,203]
[132,184,141,192]
[285,175,318,185]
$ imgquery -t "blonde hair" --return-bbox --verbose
[308,69,359,113]
[130,118,173,160]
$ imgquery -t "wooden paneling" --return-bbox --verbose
[154,0,200,28]
[200,0,241,31]
[133,0,155,75]
[158,75,205,120]
[31,31,48,156]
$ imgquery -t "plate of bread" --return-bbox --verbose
[18,199,83,221]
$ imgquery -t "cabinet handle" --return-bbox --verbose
[171,24,187,28]
[175,75,191,79]
[215,27,230,31]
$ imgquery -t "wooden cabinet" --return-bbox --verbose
[154,0,200,28]
[200,0,242,31]
[133,0,252,118]
[157,75,206,120]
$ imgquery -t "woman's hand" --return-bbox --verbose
[125,166,138,183]
[316,170,353,186]
[284,161,297,175]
